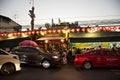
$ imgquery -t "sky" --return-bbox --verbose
[0,0,120,25]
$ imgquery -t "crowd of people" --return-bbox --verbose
[50,44,120,65]
[50,46,82,65]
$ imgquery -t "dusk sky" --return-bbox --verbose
[0,0,120,25]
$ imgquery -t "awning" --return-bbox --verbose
[37,37,65,40]
[69,32,120,43]
[69,32,120,38]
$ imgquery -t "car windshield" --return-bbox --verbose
[12,46,50,55]
[36,47,49,54]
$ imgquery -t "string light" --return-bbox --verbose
[0,26,120,37]
[76,28,80,32]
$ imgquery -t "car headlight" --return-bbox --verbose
[52,56,58,59]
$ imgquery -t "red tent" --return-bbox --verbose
[19,40,38,47]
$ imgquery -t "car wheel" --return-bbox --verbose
[1,63,15,75]
[83,61,92,69]
[41,60,51,68]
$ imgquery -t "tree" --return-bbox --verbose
[45,23,51,29]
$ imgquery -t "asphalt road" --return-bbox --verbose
[0,64,120,80]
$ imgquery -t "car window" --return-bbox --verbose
[0,49,8,55]
[12,47,24,52]
[104,50,116,56]
[22,47,29,52]
[90,50,101,55]
[27,47,39,53]
[13,47,40,54]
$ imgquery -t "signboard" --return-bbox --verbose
[74,42,109,49]
[102,42,108,47]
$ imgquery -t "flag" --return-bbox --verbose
[52,18,54,27]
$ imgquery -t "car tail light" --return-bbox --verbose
[75,54,85,62]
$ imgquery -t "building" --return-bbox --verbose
[0,15,22,33]
[69,30,120,49]
[69,19,120,49]
[0,15,28,50]
[0,18,120,50]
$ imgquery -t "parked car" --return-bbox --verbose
[0,49,21,75]
[11,46,63,68]
[74,48,120,69]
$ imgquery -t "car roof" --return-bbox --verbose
[84,48,111,53]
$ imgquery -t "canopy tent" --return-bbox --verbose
[37,36,65,40]
[19,40,38,47]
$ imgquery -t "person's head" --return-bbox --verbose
[99,45,101,48]
[72,47,75,49]
[113,44,116,47]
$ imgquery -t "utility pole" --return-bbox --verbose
[28,0,35,31]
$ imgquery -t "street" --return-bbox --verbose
[0,64,120,80]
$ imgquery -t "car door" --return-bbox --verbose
[12,47,26,61]
[24,47,38,62]
[117,55,120,66]
[89,50,104,67]
[103,50,120,67]
[27,47,43,63]
[17,47,29,62]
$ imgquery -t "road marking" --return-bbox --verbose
[110,69,120,75]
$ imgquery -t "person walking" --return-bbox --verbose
[67,49,72,64]
[112,44,117,52]
[71,47,76,63]
[62,50,67,64]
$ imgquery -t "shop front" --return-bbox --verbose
[69,32,120,49]
[37,36,67,51]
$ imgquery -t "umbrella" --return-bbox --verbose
[19,40,38,47]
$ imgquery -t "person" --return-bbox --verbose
[62,50,67,64]
[76,48,81,54]
[112,44,117,52]
[67,49,72,64]
[71,47,76,63]
[98,45,102,49]
[72,47,76,56]
[59,48,64,57]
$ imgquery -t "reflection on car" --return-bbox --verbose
[74,48,120,69]
[11,46,62,68]
[0,49,21,75]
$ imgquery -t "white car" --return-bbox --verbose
[0,49,21,75]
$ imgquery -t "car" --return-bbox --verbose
[0,49,21,75]
[11,46,63,68]
[74,48,120,69]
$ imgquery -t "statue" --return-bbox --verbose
[28,6,35,30]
